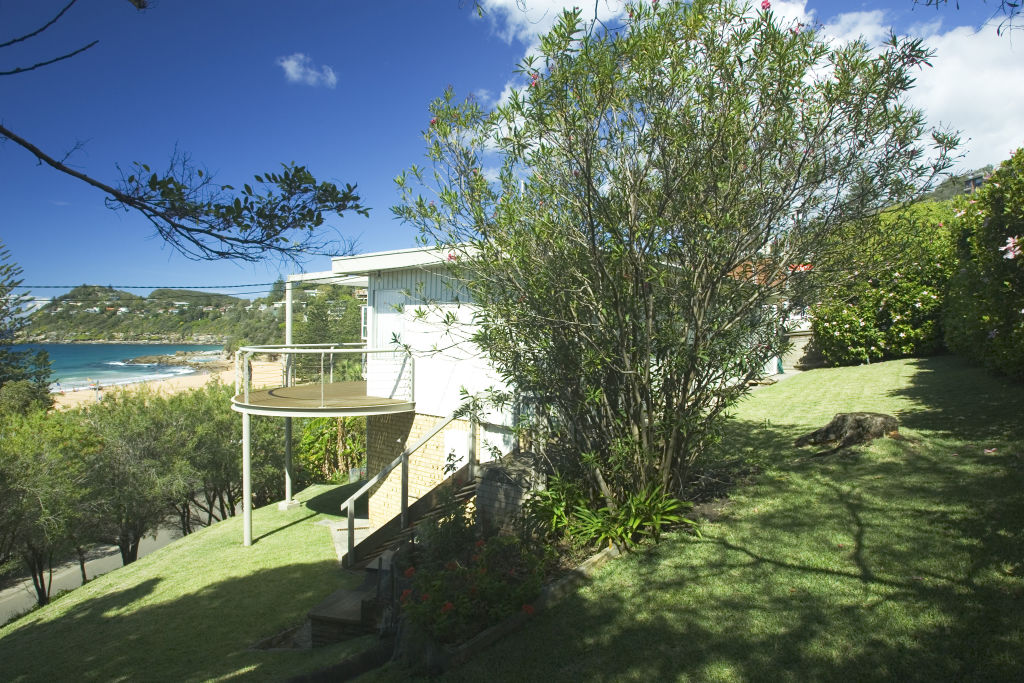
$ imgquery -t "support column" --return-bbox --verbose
[285,280,293,345]
[279,417,298,510]
[242,412,252,547]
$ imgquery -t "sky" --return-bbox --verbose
[2,0,1021,304]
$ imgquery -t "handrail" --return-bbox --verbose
[340,411,475,567]
[234,344,413,407]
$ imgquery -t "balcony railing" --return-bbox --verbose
[231,344,415,416]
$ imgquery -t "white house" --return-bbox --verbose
[230,246,516,559]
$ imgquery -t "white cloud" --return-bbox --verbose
[904,21,1024,170]
[810,2,1024,170]
[823,9,890,45]
[476,0,1024,170]
[477,0,627,47]
[276,53,337,89]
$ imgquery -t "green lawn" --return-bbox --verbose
[3,357,1022,681]
[0,483,372,682]
[372,357,1024,681]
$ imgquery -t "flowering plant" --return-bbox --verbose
[397,534,546,645]
[945,148,1024,379]
[811,202,954,366]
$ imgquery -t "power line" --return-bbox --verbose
[15,274,358,290]
[15,282,277,289]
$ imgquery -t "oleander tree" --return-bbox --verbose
[395,0,957,503]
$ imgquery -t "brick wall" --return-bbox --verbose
[365,412,478,527]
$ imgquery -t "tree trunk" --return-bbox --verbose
[76,545,89,584]
[23,546,51,607]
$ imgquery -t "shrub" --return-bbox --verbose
[396,495,547,646]
[525,475,698,551]
[944,149,1024,379]
[810,202,955,366]
[399,535,545,645]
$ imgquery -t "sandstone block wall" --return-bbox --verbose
[365,412,479,527]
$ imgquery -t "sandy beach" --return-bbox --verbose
[53,368,237,410]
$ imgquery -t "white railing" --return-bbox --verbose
[234,343,414,407]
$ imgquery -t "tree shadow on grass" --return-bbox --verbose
[305,480,369,518]
[888,356,1024,441]
[0,561,359,681]
[440,407,1024,682]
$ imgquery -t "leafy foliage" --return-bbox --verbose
[0,243,51,390]
[944,149,1024,379]
[810,202,955,366]
[396,0,956,503]
[396,497,547,647]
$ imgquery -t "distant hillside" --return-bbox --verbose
[19,282,362,348]
[20,285,272,345]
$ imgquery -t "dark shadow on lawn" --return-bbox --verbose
[305,480,369,518]
[889,356,1024,441]
[439,408,1024,682]
[0,560,349,681]
[253,512,319,543]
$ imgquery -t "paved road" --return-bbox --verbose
[0,526,182,626]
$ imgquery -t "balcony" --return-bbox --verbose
[230,344,415,417]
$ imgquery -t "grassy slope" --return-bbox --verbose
[0,484,370,682]
[406,357,1024,682]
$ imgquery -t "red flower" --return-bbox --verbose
[475,539,486,548]
[421,593,430,602]
[400,589,413,603]
[430,117,437,126]
[522,603,535,615]
[761,0,770,8]
[445,561,458,571]
[441,601,455,613]
[404,566,416,578]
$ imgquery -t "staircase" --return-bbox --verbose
[308,413,481,644]
[346,463,479,568]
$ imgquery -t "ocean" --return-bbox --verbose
[11,343,223,392]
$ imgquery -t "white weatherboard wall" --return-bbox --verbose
[367,265,514,440]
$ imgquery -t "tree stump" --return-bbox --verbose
[794,412,899,450]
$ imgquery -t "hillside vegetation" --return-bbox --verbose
[19,282,363,348]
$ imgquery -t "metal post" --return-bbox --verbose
[242,412,252,546]
[234,352,240,395]
[284,417,293,504]
[401,452,409,529]
[468,417,477,482]
[243,352,251,402]
[347,500,355,568]
[409,352,415,402]
[285,280,293,345]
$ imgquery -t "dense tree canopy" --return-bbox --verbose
[396,0,957,504]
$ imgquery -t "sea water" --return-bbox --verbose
[10,343,222,392]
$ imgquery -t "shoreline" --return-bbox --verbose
[52,367,236,410]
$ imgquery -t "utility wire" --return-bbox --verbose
[15,273,361,290]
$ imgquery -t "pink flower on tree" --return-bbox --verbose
[761,0,771,9]
[999,236,1021,259]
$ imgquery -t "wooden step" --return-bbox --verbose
[307,577,379,647]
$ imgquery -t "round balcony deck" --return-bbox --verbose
[231,380,415,417]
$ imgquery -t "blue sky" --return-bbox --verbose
[2,0,1020,303]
